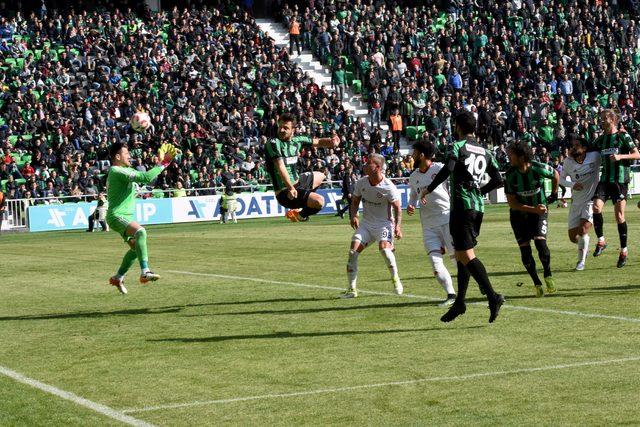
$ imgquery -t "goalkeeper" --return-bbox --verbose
[106,141,179,294]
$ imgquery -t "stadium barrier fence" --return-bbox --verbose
[4,173,640,232]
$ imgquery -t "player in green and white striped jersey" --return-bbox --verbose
[505,140,559,297]
[421,110,505,323]
[591,109,640,268]
[265,112,340,222]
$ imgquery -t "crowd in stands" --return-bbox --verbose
[2,0,640,206]
[0,1,369,205]
[281,0,640,171]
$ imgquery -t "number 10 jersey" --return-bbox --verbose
[446,137,500,213]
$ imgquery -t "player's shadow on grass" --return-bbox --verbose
[373,267,616,283]
[561,284,640,293]
[156,297,337,310]
[0,307,182,322]
[180,300,441,317]
[150,326,485,343]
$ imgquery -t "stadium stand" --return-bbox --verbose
[1,0,640,206]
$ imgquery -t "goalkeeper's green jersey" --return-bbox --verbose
[106,165,164,219]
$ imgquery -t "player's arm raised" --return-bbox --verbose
[312,133,341,149]
[350,195,361,230]
[117,142,181,185]
[273,158,297,200]
[392,199,402,239]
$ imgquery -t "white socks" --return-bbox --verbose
[381,248,399,279]
[347,249,359,289]
[429,252,455,295]
[577,234,590,263]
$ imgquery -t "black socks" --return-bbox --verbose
[520,245,543,287]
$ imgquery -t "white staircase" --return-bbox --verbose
[255,19,411,154]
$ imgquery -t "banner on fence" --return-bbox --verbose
[28,198,173,232]
[26,186,413,232]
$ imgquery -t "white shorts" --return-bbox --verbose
[568,200,593,229]
[352,222,393,247]
[423,223,455,256]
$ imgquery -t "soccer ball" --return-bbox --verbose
[130,112,151,132]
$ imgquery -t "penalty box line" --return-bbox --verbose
[165,269,640,324]
[0,364,155,427]
[122,356,640,413]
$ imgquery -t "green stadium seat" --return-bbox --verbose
[351,79,362,94]
[8,135,18,145]
[405,126,426,140]
[15,178,26,186]
[343,71,353,86]
[254,108,264,119]
[0,179,7,192]
[152,189,165,198]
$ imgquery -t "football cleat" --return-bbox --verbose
[489,294,505,323]
[140,271,161,284]
[575,261,585,271]
[535,285,544,298]
[617,250,628,268]
[593,242,607,257]
[340,288,358,299]
[545,276,557,294]
[440,302,466,322]
[109,276,127,294]
[285,209,307,222]
[392,276,403,295]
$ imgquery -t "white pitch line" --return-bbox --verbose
[0,365,155,427]
[122,356,640,413]
[166,269,640,324]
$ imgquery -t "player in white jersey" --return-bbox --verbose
[407,141,456,306]
[342,153,403,298]
[559,136,601,270]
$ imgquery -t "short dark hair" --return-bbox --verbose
[412,140,436,159]
[278,112,296,124]
[108,142,126,160]
[507,139,534,163]
[454,109,476,135]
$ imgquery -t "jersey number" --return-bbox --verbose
[464,153,487,181]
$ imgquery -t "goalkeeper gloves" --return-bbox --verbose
[158,143,180,166]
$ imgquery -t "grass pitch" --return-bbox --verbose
[1,204,640,426]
